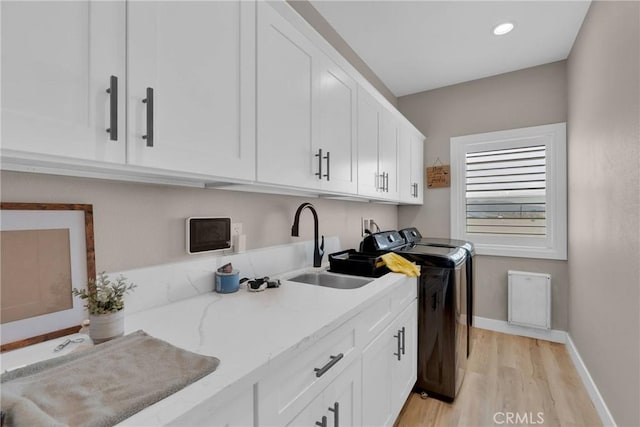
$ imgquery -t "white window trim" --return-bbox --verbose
[450,123,567,260]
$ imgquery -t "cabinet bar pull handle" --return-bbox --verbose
[106,75,118,141]
[384,172,389,192]
[315,415,327,427]
[142,87,154,147]
[393,330,402,360]
[314,353,343,377]
[400,326,406,355]
[315,148,323,180]
[323,151,330,181]
[414,183,418,197]
[328,402,339,427]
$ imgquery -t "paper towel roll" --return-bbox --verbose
[233,234,246,253]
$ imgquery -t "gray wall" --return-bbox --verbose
[287,0,398,107]
[397,61,569,329]
[567,1,640,425]
[0,171,397,273]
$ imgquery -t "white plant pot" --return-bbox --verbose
[89,310,124,344]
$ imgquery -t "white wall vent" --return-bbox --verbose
[508,270,551,330]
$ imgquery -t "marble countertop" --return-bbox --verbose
[1,269,408,426]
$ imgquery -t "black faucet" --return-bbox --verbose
[291,202,325,268]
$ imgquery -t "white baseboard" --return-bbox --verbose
[472,316,616,426]
[472,316,567,343]
[565,334,617,426]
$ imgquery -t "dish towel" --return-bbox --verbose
[380,252,420,277]
[1,330,220,427]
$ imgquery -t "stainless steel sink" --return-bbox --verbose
[287,272,373,289]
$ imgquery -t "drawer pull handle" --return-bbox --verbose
[105,75,118,141]
[314,353,343,377]
[393,330,402,361]
[315,415,327,427]
[315,148,323,180]
[142,87,154,147]
[400,326,406,355]
[323,151,330,181]
[328,402,339,427]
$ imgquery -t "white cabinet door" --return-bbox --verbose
[362,320,395,427]
[379,109,400,200]
[256,1,319,189]
[317,57,357,194]
[287,391,326,427]
[391,301,418,417]
[399,126,424,204]
[409,132,424,204]
[357,87,382,198]
[362,300,418,427]
[323,357,361,427]
[127,1,255,180]
[289,358,361,427]
[1,1,126,163]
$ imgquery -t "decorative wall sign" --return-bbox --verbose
[0,203,95,352]
[427,164,451,188]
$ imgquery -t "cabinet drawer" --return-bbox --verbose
[257,318,357,425]
[390,276,418,314]
[359,276,418,347]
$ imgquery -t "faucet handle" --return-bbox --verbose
[319,235,325,256]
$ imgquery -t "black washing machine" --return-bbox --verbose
[360,231,468,402]
[399,227,475,358]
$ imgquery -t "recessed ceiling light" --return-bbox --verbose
[493,22,514,36]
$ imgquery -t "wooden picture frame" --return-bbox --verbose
[0,203,95,352]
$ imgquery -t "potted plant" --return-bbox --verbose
[72,272,136,343]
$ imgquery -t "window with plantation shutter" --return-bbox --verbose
[466,145,546,236]
[451,123,567,260]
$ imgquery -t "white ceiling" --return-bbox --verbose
[310,0,591,97]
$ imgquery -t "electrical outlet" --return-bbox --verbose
[361,218,368,236]
[231,223,242,236]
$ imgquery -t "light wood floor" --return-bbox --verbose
[395,328,601,427]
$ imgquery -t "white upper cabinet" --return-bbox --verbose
[379,109,400,200]
[399,126,425,204]
[256,1,318,189]
[357,88,382,198]
[357,87,399,201]
[316,56,358,194]
[1,1,126,163]
[256,2,357,194]
[2,0,423,202]
[127,1,255,180]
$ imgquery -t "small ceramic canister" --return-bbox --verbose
[215,270,240,293]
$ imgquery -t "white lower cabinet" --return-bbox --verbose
[170,386,253,427]
[256,278,417,427]
[362,300,418,427]
[289,358,361,427]
[257,317,358,426]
